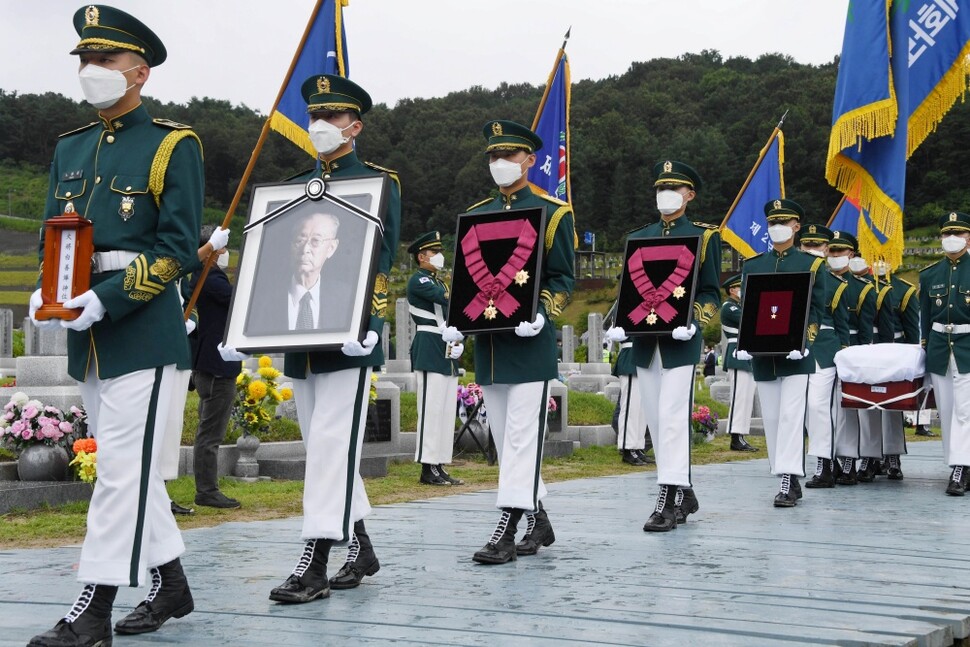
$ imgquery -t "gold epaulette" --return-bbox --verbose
[544,205,573,252]
[538,193,568,206]
[58,122,99,138]
[148,130,203,206]
[465,197,492,212]
[856,282,874,313]
[831,281,848,310]
[363,161,401,191]
[920,259,943,272]
[876,285,892,311]
[810,257,825,273]
[699,227,720,264]
[901,285,918,312]
[152,118,192,130]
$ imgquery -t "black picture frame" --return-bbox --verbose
[224,175,388,353]
[447,206,546,334]
[737,271,815,355]
[614,236,702,335]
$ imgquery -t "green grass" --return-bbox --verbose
[0,271,35,287]
[0,216,42,234]
[567,391,615,425]
[0,291,29,306]
[0,253,36,269]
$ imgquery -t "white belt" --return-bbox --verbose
[820,324,834,330]
[932,322,970,334]
[408,304,444,327]
[848,329,859,335]
[92,250,139,273]
[416,325,440,334]
[619,342,633,349]
[726,338,738,344]
[894,332,904,340]
[721,325,739,335]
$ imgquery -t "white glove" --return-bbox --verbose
[604,326,628,343]
[514,313,545,338]
[671,324,696,341]
[28,289,61,331]
[208,227,230,252]
[734,349,753,361]
[217,342,251,362]
[185,319,197,335]
[449,342,464,360]
[440,325,464,343]
[60,290,106,331]
[786,348,809,361]
[342,330,379,357]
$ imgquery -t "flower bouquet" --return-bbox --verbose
[690,405,719,444]
[457,383,486,424]
[0,392,86,453]
[232,356,293,437]
[70,437,97,483]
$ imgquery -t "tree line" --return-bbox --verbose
[2,49,969,250]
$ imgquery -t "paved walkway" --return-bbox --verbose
[3,441,969,646]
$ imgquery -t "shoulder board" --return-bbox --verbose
[363,161,398,176]
[810,257,825,273]
[896,277,915,287]
[284,167,316,182]
[692,221,719,230]
[58,122,99,138]
[466,197,493,212]
[850,274,869,284]
[831,281,848,310]
[538,193,569,206]
[152,118,192,130]
[919,259,942,272]
[830,272,847,282]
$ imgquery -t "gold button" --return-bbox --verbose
[95,176,101,184]
[106,135,115,143]
[505,205,511,210]
[125,186,132,191]
[65,191,72,197]
[323,174,330,179]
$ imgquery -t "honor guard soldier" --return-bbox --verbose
[406,231,465,486]
[737,200,826,507]
[919,211,970,495]
[720,274,758,452]
[27,6,202,646]
[797,225,851,488]
[466,120,574,563]
[826,231,878,485]
[873,258,920,479]
[253,75,399,599]
[606,161,721,530]
[612,323,652,465]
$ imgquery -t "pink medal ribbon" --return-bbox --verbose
[461,218,538,321]
[626,245,695,325]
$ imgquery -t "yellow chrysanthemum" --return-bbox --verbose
[236,372,247,385]
[258,356,273,368]
[258,366,281,379]
[248,380,268,399]
[244,412,258,423]
[279,387,293,401]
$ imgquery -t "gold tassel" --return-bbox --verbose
[269,112,316,158]
[907,40,970,156]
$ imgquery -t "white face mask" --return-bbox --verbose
[428,253,445,270]
[826,255,849,271]
[802,247,825,258]
[308,119,357,155]
[489,157,526,188]
[942,234,968,254]
[656,190,685,216]
[216,252,230,270]
[767,224,794,244]
[848,257,869,273]
[78,64,139,110]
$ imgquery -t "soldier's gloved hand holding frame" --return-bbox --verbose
[440,325,464,343]
[786,348,809,361]
[28,289,61,331]
[342,330,379,356]
[514,313,545,338]
[734,349,753,361]
[671,324,696,341]
[218,343,251,362]
[61,290,106,331]
[449,342,464,360]
[604,326,628,343]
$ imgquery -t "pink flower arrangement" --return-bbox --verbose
[690,404,719,438]
[0,392,86,453]
[457,383,483,408]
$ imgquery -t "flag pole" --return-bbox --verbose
[718,110,788,230]
[184,0,327,319]
[825,193,848,228]
[530,26,570,131]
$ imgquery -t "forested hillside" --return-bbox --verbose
[3,50,969,250]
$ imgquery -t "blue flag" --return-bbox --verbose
[528,51,571,202]
[269,0,350,158]
[720,130,785,258]
[827,0,970,268]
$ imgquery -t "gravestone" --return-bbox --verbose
[381,321,391,361]
[588,312,605,362]
[23,318,68,356]
[0,309,12,358]
[395,298,413,361]
[561,324,575,363]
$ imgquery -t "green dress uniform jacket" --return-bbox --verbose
[811,270,851,369]
[720,295,751,372]
[741,247,826,381]
[919,250,970,375]
[835,273,877,346]
[612,345,636,377]
[407,267,459,376]
[887,275,920,344]
[865,277,897,343]
[467,186,575,385]
[40,104,204,381]
[627,216,722,369]
[283,150,401,378]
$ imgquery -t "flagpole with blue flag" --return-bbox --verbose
[719,113,787,259]
[528,27,572,203]
[185,0,350,318]
[826,0,970,268]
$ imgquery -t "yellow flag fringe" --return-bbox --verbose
[269,111,316,158]
[907,41,970,156]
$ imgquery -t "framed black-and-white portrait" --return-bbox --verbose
[447,206,546,334]
[615,236,701,335]
[737,271,814,355]
[224,175,389,353]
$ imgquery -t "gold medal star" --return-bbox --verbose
[673,286,686,299]
[484,300,498,320]
[514,269,530,287]
[646,310,658,325]
[770,313,777,319]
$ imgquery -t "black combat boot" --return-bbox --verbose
[805,457,835,488]
[674,487,700,524]
[515,502,556,556]
[730,434,757,452]
[643,484,677,532]
[886,455,904,480]
[857,457,878,483]
[329,520,381,590]
[437,464,464,485]
[114,558,193,635]
[835,457,857,485]
[473,508,523,564]
[621,449,648,466]
[269,539,333,603]
[419,463,449,485]
[29,584,117,647]
[946,465,969,496]
[773,474,798,507]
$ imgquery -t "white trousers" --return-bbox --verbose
[835,404,861,459]
[636,361,694,487]
[616,374,648,450]
[293,367,372,541]
[726,369,756,436]
[881,410,907,456]
[414,371,459,465]
[481,382,549,511]
[930,354,970,467]
[858,410,884,459]
[77,364,185,587]
[159,369,191,481]
[757,374,808,476]
[806,364,837,460]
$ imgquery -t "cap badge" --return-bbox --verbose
[809,225,816,233]
[435,232,440,240]
[834,231,841,239]
[950,212,958,221]
[663,160,672,173]
[774,200,782,210]
[85,5,100,26]
[317,77,330,94]
[491,122,503,136]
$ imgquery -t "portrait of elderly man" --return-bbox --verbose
[287,211,347,331]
